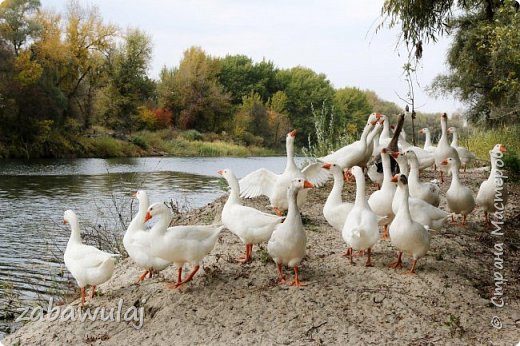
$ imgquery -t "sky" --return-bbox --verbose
[39,0,464,114]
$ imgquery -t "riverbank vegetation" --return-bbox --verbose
[1,0,518,161]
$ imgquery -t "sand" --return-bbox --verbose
[2,167,519,345]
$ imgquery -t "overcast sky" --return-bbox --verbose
[40,0,464,114]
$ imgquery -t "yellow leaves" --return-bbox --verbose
[15,50,42,85]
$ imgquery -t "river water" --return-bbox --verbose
[0,156,302,338]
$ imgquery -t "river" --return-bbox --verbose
[0,156,305,338]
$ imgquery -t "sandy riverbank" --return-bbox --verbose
[3,167,519,345]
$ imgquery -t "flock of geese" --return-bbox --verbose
[62,112,508,305]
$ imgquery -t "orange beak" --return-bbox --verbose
[322,163,332,170]
[303,180,314,189]
[370,120,377,125]
[144,212,152,222]
[132,192,137,197]
[375,113,382,119]
[289,130,297,137]
[391,175,399,183]
[217,170,224,175]
[391,151,400,159]
[441,159,448,165]
[380,120,384,125]
[419,129,424,134]
[63,219,68,224]
[500,144,506,153]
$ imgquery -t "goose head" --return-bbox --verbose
[144,202,172,222]
[367,112,382,125]
[391,173,408,186]
[289,177,314,193]
[133,190,149,205]
[440,157,460,170]
[419,128,428,135]
[63,209,77,225]
[217,168,232,179]
[287,129,297,140]
[322,163,346,180]
[447,127,457,134]
[349,166,364,181]
[491,144,507,154]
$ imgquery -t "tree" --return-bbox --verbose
[276,66,335,145]
[100,28,155,132]
[380,0,520,126]
[0,0,41,56]
[157,46,232,132]
[334,87,372,135]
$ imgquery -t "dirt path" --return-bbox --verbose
[3,168,519,345]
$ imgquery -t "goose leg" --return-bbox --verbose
[440,170,444,183]
[389,251,403,269]
[484,211,491,225]
[404,259,417,274]
[462,214,468,226]
[381,224,389,240]
[167,267,184,289]
[345,247,354,265]
[137,270,149,283]
[90,285,96,299]
[80,287,86,306]
[289,266,305,287]
[238,244,251,263]
[365,248,374,267]
[175,265,200,288]
[276,263,286,284]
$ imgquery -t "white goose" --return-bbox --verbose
[434,113,461,182]
[398,136,435,170]
[368,148,396,239]
[219,168,283,263]
[322,163,353,233]
[388,174,431,274]
[405,150,441,207]
[371,121,385,157]
[448,126,476,172]
[476,144,508,225]
[145,203,225,288]
[360,119,384,167]
[123,190,171,282]
[419,128,436,153]
[64,210,119,305]
[318,122,374,169]
[378,114,392,148]
[391,168,448,231]
[268,178,313,287]
[240,130,329,215]
[442,158,475,225]
[341,166,379,267]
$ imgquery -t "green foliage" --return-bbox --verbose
[131,135,148,149]
[180,129,203,141]
[276,66,335,146]
[0,0,41,55]
[302,103,355,158]
[334,87,373,134]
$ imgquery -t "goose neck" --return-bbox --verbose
[150,210,173,235]
[397,184,412,220]
[328,171,345,205]
[68,218,82,244]
[354,174,368,208]
[424,131,432,148]
[285,139,297,170]
[451,130,458,147]
[286,188,301,222]
[439,118,449,145]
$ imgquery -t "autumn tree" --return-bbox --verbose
[0,0,41,55]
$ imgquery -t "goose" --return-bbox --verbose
[145,203,225,288]
[398,137,436,170]
[368,148,407,190]
[360,120,384,167]
[419,128,436,153]
[322,163,353,233]
[240,130,329,215]
[318,122,375,169]
[64,210,119,305]
[434,113,461,182]
[448,127,477,172]
[378,114,392,148]
[341,166,379,266]
[371,121,385,157]
[123,190,171,282]
[219,168,284,263]
[268,178,313,287]
[442,158,475,225]
[368,148,396,239]
[476,144,508,225]
[388,174,431,274]
[391,168,448,231]
[405,150,441,207]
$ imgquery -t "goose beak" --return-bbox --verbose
[322,163,332,170]
[391,151,400,159]
[375,112,382,120]
[441,159,448,165]
[132,192,137,197]
[289,130,297,137]
[500,144,506,153]
[419,129,424,134]
[370,120,377,125]
[303,180,314,189]
[391,175,399,183]
[380,120,385,125]
[63,219,68,224]
[144,212,152,222]
[217,170,224,175]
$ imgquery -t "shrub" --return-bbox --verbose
[180,129,203,141]
[131,136,148,149]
